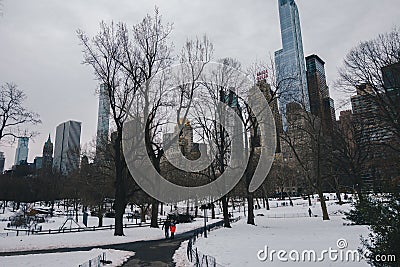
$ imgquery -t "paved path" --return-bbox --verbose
[0,221,224,267]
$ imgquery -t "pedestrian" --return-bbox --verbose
[162,218,171,239]
[170,221,176,239]
[308,208,312,217]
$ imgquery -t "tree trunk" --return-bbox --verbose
[308,194,312,206]
[211,204,215,219]
[266,197,270,210]
[336,190,343,205]
[221,196,231,228]
[150,199,159,228]
[74,200,79,222]
[113,130,126,236]
[160,202,163,216]
[140,206,146,223]
[288,194,293,206]
[98,214,103,227]
[317,190,330,220]
[255,198,261,210]
[247,194,255,225]
[51,201,55,217]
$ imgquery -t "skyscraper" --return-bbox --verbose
[53,120,82,175]
[306,54,336,134]
[256,79,283,153]
[274,0,309,128]
[351,82,400,188]
[14,137,29,165]
[42,134,53,169]
[95,83,110,160]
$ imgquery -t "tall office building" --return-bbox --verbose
[306,54,336,134]
[382,62,400,91]
[95,84,110,160]
[14,137,29,165]
[53,120,82,175]
[274,0,309,129]
[351,81,400,188]
[42,134,53,169]
[0,152,5,173]
[256,80,283,153]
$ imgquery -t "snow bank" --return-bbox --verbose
[0,248,134,267]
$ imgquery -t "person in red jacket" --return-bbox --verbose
[170,221,176,239]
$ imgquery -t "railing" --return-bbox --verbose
[78,252,106,267]
[1,219,166,237]
[263,211,344,219]
[186,216,241,267]
[0,231,22,237]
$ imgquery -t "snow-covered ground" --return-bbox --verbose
[0,248,134,267]
[172,240,192,267]
[174,194,370,267]
[0,201,225,253]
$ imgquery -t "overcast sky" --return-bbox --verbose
[0,0,399,169]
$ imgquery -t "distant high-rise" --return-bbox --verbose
[53,120,82,175]
[0,152,5,173]
[274,0,309,129]
[351,82,400,188]
[42,134,53,169]
[256,80,283,153]
[382,62,400,91]
[34,156,43,170]
[14,137,29,165]
[95,84,110,160]
[306,54,335,133]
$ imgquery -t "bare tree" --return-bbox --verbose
[331,113,371,201]
[0,82,41,142]
[337,27,400,153]
[280,103,331,220]
[78,8,173,234]
[78,21,128,235]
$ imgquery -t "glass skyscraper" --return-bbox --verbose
[274,0,310,129]
[53,120,81,175]
[95,83,110,161]
[14,137,29,165]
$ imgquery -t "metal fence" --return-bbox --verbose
[263,211,344,219]
[1,219,162,237]
[78,252,105,267]
[187,234,223,267]
[186,217,241,267]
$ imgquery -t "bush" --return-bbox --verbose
[346,194,400,266]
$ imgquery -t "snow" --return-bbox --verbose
[0,249,134,267]
[172,240,192,267]
[174,194,370,267]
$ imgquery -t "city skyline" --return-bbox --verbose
[0,0,399,169]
